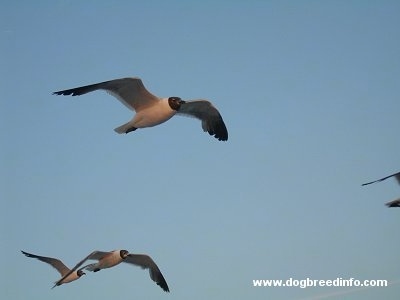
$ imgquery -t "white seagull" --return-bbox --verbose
[21,250,86,288]
[53,77,228,141]
[54,249,169,292]
[362,171,400,208]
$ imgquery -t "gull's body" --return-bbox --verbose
[362,171,400,208]
[53,77,228,141]
[21,250,86,288]
[55,249,169,292]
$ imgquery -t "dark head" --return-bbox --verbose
[168,97,185,111]
[120,249,130,259]
[77,269,86,277]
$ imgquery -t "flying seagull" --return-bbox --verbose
[53,77,228,141]
[54,249,169,292]
[362,171,400,208]
[21,250,86,288]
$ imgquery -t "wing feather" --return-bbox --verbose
[362,171,400,186]
[53,77,160,111]
[21,250,70,276]
[177,100,228,141]
[386,198,400,207]
[125,254,169,292]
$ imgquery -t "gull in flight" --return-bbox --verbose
[21,250,86,288]
[362,171,400,207]
[54,249,169,292]
[53,77,228,141]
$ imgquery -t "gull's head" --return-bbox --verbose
[77,269,86,277]
[168,97,185,111]
[120,250,130,259]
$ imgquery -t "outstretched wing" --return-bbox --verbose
[21,250,70,276]
[53,77,160,111]
[177,99,228,141]
[124,254,169,292]
[362,171,400,186]
[53,250,110,287]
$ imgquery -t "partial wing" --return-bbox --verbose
[53,77,160,111]
[396,173,400,185]
[362,171,400,186]
[53,250,110,287]
[177,100,228,141]
[21,250,70,276]
[124,254,169,292]
[385,199,400,208]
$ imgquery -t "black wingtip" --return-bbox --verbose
[159,282,170,292]
[361,180,379,186]
[53,90,76,96]
[219,134,228,141]
[361,172,400,186]
[209,122,228,141]
[157,274,170,292]
[213,130,228,141]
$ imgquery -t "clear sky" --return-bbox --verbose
[2,1,400,299]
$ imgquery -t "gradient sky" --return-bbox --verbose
[2,1,400,300]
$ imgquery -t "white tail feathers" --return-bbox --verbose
[114,123,129,134]
[114,122,135,134]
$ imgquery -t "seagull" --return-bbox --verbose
[21,250,86,288]
[53,77,228,141]
[54,249,169,292]
[362,171,400,208]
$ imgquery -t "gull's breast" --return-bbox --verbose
[61,272,80,284]
[133,99,176,128]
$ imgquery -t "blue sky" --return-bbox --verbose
[2,1,400,299]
